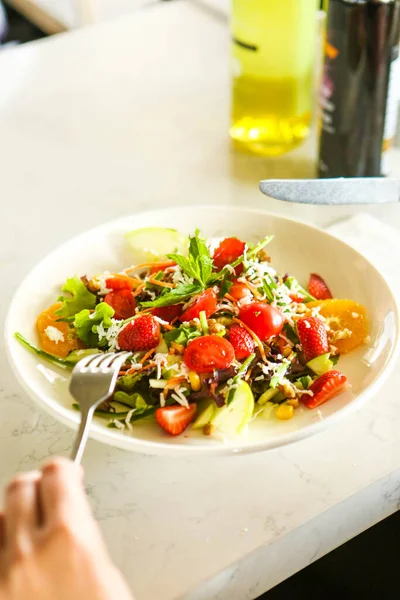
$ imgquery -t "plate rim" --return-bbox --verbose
[5,205,400,456]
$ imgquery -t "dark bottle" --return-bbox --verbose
[319,0,400,178]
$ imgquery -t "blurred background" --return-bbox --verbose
[2,0,399,177]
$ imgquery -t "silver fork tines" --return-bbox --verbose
[69,351,132,463]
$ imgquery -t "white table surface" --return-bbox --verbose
[1,3,400,599]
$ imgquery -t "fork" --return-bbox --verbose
[69,352,132,463]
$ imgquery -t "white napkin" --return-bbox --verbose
[327,213,400,296]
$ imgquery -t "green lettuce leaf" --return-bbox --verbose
[74,302,115,347]
[55,276,96,318]
[116,370,147,393]
[14,333,99,367]
[164,324,202,348]
[113,391,148,410]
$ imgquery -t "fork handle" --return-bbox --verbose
[70,406,95,464]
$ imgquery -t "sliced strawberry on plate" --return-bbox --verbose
[104,289,136,320]
[301,370,348,409]
[308,273,333,300]
[297,315,329,362]
[105,275,135,291]
[118,314,160,351]
[152,304,183,323]
[156,403,197,436]
[229,323,256,360]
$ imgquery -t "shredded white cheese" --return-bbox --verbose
[44,326,65,344]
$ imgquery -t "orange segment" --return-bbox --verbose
[307,299,368,354]
[37,302,83,358]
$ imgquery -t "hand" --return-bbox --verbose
[0,458,134,600]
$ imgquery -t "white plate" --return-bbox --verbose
[5,206,400,456]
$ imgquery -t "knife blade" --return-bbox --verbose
[259,178,400,205]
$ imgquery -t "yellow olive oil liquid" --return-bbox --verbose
[231,0,319,156]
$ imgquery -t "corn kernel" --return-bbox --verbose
[189,370,202,391]
[282,346,292,358]
[287,398,299,408]
[276,403,294,420]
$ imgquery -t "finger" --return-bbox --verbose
[0,512,5,550]
[4,472,41,554]
[38,457,92,529]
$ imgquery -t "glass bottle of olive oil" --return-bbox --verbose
[231,0,319,156]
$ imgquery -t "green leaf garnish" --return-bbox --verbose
[55,276,96,318]
[284,276,316,303]
[168,229,213,288]
[113,391,148,410]
[141,283,202,308]
[164,324,202,348]
[74,302,115,347]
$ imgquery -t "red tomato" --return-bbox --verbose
[152,304,183,323]
[213,237,246,275]
[104,289,136,320]
[229,280,252,301]
[179,288,217,322]
[239,302,284,341]
[184,335,235,373]
[105,276,135,291]
[149,260,177,275]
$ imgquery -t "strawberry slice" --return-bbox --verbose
[308,273,332,300]
[105,275,135,291]
[118,314,160,351]
[104,289,136,320]
[156,403,197,436]
[297,315,329,361]
[229,324,256,360]
[301,370,347,409]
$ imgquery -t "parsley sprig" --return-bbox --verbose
[140,231,274,309]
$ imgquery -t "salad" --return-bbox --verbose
[16,228,369,438]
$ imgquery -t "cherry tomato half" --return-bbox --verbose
[104,289,136,320]
[239,302,284,342]
[152,304,183,323]
[213,237,246,275]
[179,288,217,322]
[105,275,135,291]
[184,335,235,373]
[229,280,252,301]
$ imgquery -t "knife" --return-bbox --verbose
[259,178,400,205]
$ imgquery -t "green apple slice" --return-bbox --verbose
[211,380,255,435]
[306,353,333,376]
[125,227,188,262]
[192,401,216,430]
[257,387,279,405]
